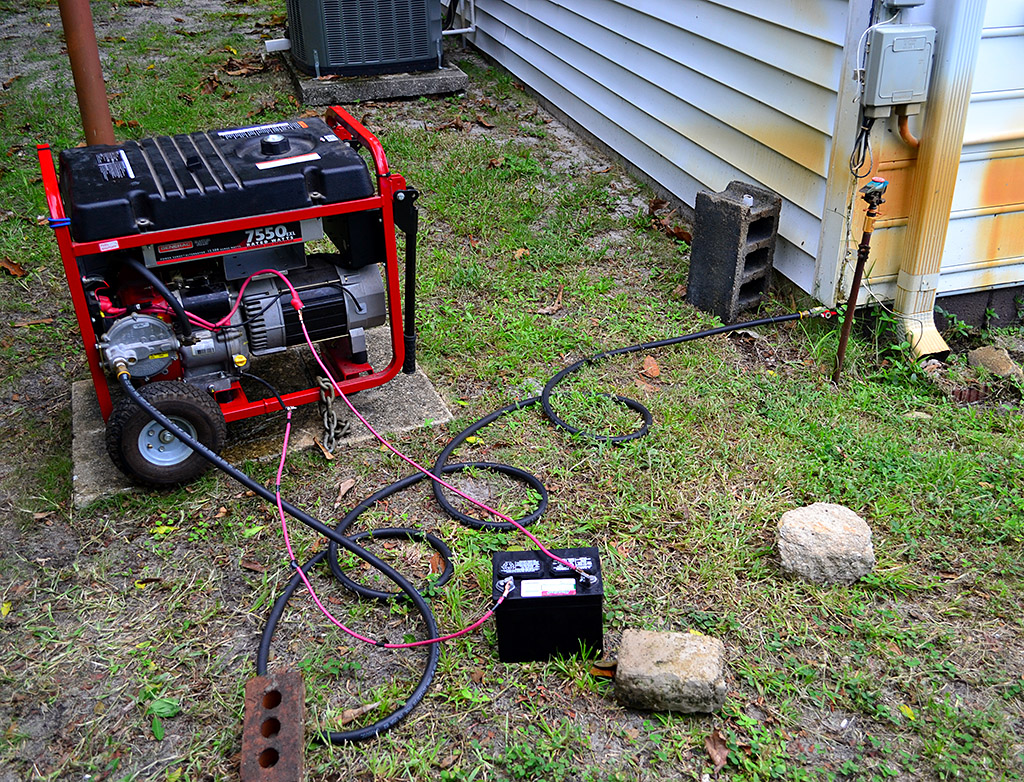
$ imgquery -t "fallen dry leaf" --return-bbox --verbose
[537,286,564,316]
[338,701,380,726]
[32,511,55,521]
[313,437,336,460]
[199,74,220,95]
[240,559,266,573]
[513,247,530,260]
[333,477,356,508]
[486,156,505,169]
[635,378,657,394]
[469,669,485,684]
[214,506,229,519]
[1,258,27,277]
[648,197,669,216]
[475,114,495,129]
[2,75,20,90]
[429,552,446,575]
[588,664,615,678]
[641,355,660,378]
[13,319,54,328]
[705,727,729,774]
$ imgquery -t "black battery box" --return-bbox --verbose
[58,117,375,243]
[492,547,603,663]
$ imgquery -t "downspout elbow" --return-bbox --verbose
[897,114,920,150]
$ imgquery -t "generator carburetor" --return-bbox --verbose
[40,107,418,486]
[492,547,604,663]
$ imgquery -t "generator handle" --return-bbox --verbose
[325,105,390,179]
[37,144,67,222]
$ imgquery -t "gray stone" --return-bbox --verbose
[777,503,875,585]
[283,57,468,105]
[967,346,1024,381]
[614,629,727,713]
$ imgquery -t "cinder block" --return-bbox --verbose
[241,671,305,782]
[686,181,782,323]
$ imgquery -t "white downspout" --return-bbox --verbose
[894,0,986,357]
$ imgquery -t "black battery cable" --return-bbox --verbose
[116,306,834,743]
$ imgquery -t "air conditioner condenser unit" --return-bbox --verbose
[286,0,442,76]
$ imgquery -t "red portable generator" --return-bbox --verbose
[38,106,418,486]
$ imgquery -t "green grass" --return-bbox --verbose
[1,5,1024,781]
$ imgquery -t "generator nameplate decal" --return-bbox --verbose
[143,221,304,267]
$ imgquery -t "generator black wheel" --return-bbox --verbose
[106,382,227,487]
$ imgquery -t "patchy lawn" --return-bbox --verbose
[1,2,1022,780]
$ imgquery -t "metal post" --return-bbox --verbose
[832,177,888,385]
[58,0,115,146]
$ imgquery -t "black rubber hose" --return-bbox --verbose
[115,372,440,742]
[123,257,193,342]
[540,311,815,443]
[328,527,454,601]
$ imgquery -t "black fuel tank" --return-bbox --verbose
[59,117,374,243]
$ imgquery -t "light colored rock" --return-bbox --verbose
[967,346,1024,381]
[614,629,727,713]
[777,503,875,585]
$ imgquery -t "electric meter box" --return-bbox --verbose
[862,23,936,117]
[492,547,603,663]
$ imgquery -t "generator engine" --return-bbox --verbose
[40,108,417,486]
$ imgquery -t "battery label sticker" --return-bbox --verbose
[254,152,322,170]
[520,578,577,598]
[98,239,120,252]
[499,559,542,576]
[96,150,135,181]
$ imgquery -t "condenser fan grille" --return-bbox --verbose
[288,0,440,75]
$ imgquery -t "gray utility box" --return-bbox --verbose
[862,24,936,117]
[686,181,782,324]
[286,0,442,77]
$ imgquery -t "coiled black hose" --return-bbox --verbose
[116,373,440,742]
[118,307,833,743]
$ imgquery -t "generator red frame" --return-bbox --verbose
[38,106,412,424]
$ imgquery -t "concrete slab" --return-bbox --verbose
[283,56,468,104]
[71,338,453,508]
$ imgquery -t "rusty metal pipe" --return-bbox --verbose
[58,0,115,145]
[833,178,888,385]
[897,114,920,150]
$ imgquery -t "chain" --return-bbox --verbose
[317,376,350,453]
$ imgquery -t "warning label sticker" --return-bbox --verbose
[254,152,321,170]
[217,121,293,139]
[96,149,136,181]
[499,559,541,576]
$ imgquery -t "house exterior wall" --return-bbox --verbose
[472,1,1024,309]
[472,0,860,304]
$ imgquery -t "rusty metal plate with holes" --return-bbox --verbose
[241,670,305,782]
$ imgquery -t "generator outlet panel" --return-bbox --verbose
[492,547,603,663]
[862,24,936,116]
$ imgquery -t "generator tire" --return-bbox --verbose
[106,382,227,487]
